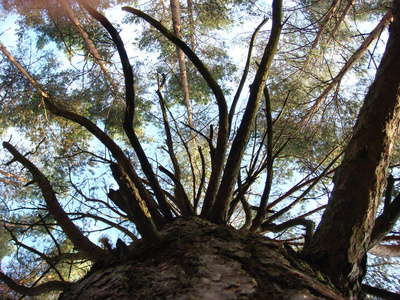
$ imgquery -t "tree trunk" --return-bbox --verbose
[170,0,193,128]
[59,217,343,300]
[303,1,400,298]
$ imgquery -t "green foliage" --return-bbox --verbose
[0,0,398,298]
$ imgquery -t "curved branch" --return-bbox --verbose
[209,0,283,223]
[0,39,165,228]
[3,142,107,261]
[370,191,400,250]
[121,6,229,217]
[5,225,65,281]
[260,218,315,246]
[0,271,73,296]
[229,17,269,129]
[68,212,138,241]
[77,0,173,222]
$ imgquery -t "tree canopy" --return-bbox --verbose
[0,0,400,299]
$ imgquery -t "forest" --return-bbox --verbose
[0,0,399,299]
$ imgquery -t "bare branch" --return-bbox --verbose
[77,0,173,222]
[3,142,107,261]
[121,6,229,218]
[209,0,283,223]
[0,271,72,296]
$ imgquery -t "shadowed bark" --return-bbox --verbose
[303,1,400,297]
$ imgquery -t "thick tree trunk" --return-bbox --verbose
[303,1,400,298]
[59,217,343,300]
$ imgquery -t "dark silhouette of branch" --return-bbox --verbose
[261,218,315,246]
[362,284,400,300]
[0,271,72,296]
[229,17,269,129]
[4,225,65,281]
[370,191,400,250]
[121,6,229,219]
[159,166,193,216]
[251,86,275,231]
[266,152,341,224]
[3,142,107,261]
[0,39,164,230]
[39,214,61,256]
[209,0,282,223]
[68,212,138,241]
[77,0,173,222]
[109,162,160,242]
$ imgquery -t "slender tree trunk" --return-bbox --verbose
[303,2,400,298]
[170,0,193,128]
[187,0,195,49]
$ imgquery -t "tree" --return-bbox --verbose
[0,0,400,299]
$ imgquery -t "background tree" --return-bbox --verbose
[0,0,399,299]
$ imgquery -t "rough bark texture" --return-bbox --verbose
[303,2,400,298]
[59,217,343,300]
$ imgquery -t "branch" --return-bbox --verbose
[121,6,229,219]
[68,212,138,241]
[260,218,315,246]
[77,0,173,222]
[3,142,107,261]
[209,0,283,223]
[370,191,400,250]
[301,9,393,123]
[362,284,400,300]
[59,0,121,98]
[5,225,65,281]
[369,242,400,258]
[0,271,72,296]
[266,152,341,224]
[109,162,160,242]
[229,17,269,129]
[250,86,275,231]
[158,166,193,216]
[0,40,165,228]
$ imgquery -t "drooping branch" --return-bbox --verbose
[77,0,173,221]
[209,0,282,223]
[3,142,107,261]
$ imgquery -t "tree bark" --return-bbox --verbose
[170,0,193,128]
[59,217,344,300]
[303,2,400,298]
